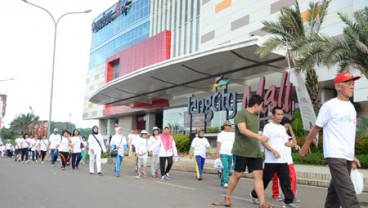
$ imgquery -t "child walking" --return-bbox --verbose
[135,130,149,178]
[189,130,213,181]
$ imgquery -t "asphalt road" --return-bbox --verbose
[1,158,367,208]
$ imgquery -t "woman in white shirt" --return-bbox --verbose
[110,127,127,177]
[148,126,161,178]
[189,130,213,181]
[71,129,83,170]
[30,135,40,163]
[155,126,178,181]
[39,135,49,164]
[88,126,107,176]
[55,130,72,170]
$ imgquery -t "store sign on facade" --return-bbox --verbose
[187,72,293,122]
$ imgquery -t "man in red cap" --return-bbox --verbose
[299,71,361,208]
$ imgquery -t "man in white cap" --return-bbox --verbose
[300,71,361,208]
[48,128,61,166]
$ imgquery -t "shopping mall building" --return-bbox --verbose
[84,0,368,137]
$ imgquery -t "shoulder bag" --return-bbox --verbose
[92,134,104,155]
[110,136,123,157]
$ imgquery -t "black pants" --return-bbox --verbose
[252,163,294,204]
[7,150,12,157]
[21,148,29,161]
[59,152,70,168]
[40,150,47,161]
[325,158,359,208]
[160,156,173,177]
[71,153,82,169]
[32,150,39,161]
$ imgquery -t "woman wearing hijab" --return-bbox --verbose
[155,126,178,180]
[88,126,107,176]
[71,129,83,170]
[110,127,128,177]
[55,130,73,170]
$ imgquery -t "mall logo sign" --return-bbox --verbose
[187,72,293,122]
[92,0,132,33]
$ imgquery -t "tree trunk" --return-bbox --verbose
[305,67,321,109]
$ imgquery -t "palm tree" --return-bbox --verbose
[313,7,368,78]
[10,113,39,134]
[257,0,330,108]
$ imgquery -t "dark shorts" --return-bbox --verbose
[233,155,263,173]
[15,149,20,154]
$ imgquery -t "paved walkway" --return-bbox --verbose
[120,156,368,192]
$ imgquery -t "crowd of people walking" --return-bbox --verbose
[0,72,362,208]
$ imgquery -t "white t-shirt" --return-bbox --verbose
[71,136,82,153]
[30,139,39,151]
[263,122,290,163]
[217,131,235,155]
[5,143,12,150]
[57,137,70,152]
[87,134,107,155]
[315,98,357,161]
[49,134,61,149]
[128,134,140,147]
[135,137,149,158]
[148,135,161,155]
[40,139,49,151]
[21,138,28,148]
[15,138,22,149]
[285,140,293,164]
[191,137,210,158]
[110,134,127,156]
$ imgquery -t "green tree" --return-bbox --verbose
[9,112,39,134]
[257,0,330,108]
[310,7,368,78]
[0,127,16,142]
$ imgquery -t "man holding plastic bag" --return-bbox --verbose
[300,72,362,208]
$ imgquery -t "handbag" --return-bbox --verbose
[110,136,123,157]
[79,136,84,149]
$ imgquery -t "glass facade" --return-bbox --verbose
[89,0,151,70]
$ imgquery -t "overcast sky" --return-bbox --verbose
[0,0,118,128]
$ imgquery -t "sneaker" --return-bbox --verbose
[98,172,103,176]
[224,195,231,207]
[90,172,94,175]
[41,162,44,164]
[161,176,166,181]
[283,203,297,208]
[224,183,228,188]
[293,198,300,203]
[273,197,283,202]
[136,175,141,179]
[165,173,170,179]
[52,164,55,167]
[259,203,274,208]
[116,174,120,177]
[250,193,259,205]
[142,173,147,178]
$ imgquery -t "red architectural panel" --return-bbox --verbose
[106,30,171,82]
[104,31,171,117]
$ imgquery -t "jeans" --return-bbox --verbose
[31,150,39,161]
[21,148,28,161]
[81,150,87,163]
[50,149,58,165]
[71,153,82,169]
[115,155,123,174]
[150,154,160,176]
[220,154,233,185]
[195,155,205,179]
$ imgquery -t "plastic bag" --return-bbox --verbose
[214,158,223,169]
[350,169,364,195]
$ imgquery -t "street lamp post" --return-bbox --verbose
[22,0,91,136]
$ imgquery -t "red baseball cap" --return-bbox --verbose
[334,72,360,84]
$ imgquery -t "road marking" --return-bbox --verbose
[154,181,196,190]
